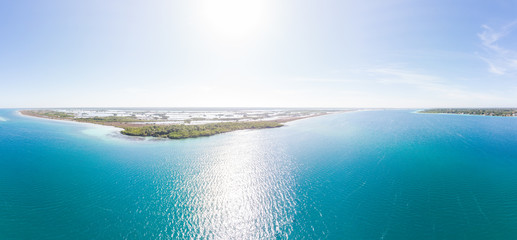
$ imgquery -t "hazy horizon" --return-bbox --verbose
[2,0,517,108]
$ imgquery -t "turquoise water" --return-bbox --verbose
[2,109,517,239]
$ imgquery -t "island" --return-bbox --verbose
[20,108,343,139]
[420,108,517,117]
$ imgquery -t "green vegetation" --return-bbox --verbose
[77,116,146,123]
[21,109,305,139]
[421,108,517,117]
[36,110,74,118]
[121,121,283,139]
[189,117,206,121]
[24,110,148,123]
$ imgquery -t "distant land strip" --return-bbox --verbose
[19,109,336,139]
[420,108,517,117]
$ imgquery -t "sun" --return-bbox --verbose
[197,0,269,41]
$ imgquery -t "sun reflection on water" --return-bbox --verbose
[189,131,297,239]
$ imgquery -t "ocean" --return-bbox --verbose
[2,109,517,239]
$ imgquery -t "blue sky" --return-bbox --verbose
[1,0,517,108]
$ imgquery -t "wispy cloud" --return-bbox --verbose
[289,67,504,103]
[370,67,505,102]
[292,77,360,83]
[478,21,517,75]
[371,68,442,86]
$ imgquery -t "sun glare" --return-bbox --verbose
[198,0,269,41]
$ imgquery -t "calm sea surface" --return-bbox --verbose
[2,109,517,239]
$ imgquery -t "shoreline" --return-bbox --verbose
[18,109,348,139]
[19,110,336,127]
[416,110,517,118]
[18,110,125,131]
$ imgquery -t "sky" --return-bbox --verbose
[1,0,517,108]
